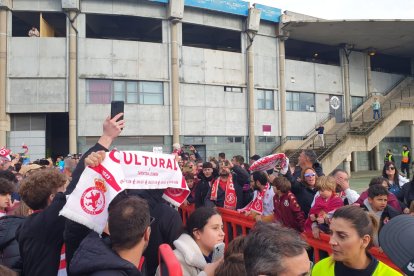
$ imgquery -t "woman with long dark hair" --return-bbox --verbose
[382,161,409,202]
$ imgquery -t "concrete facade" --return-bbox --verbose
[1,0,408,163]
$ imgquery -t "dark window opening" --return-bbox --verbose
[285,39,340,66]
[371,54,410,75]
[183,23,241,53]
[12,12,66,37]
[86,14,162,43]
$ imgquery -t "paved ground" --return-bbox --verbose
[349,170,383,193]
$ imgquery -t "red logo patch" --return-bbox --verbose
[80,187,106,215]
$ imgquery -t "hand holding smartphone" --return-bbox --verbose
[212,242,225,262]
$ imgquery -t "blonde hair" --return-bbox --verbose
[316,176,336,192]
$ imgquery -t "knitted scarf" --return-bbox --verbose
[210,175,237,210]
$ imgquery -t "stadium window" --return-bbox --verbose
[224,86,243,93]
[227,136,244,143]
[182,23,241,53]
[86,14,162,43]
[257,90,274,110]
[287,92,315,112]
[258,136,275,143]
[86,79,163,105]
[351,96,364,112]
[12,11,66,37]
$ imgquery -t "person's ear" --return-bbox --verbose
[144,226,151,242]
[47,193,55,206]
[361,234,371,249]
[193,229,201,240]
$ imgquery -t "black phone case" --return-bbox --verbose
[111,101,124,121]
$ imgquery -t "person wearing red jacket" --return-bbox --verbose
[272,176,305,232]
[305,176,344,238]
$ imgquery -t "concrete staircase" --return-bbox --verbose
[277,76,414,175]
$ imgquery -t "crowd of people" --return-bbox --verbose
[0,113,412,275]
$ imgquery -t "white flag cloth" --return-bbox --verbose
[60,150,189,233]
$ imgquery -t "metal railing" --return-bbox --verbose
[272,76,413,159]
[271,113,332,154]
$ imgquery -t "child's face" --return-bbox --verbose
[0,194,11,210]
[368,195,388,212]
[186,179,194,189]
[319,189,333,199]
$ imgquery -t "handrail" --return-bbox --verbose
[271,113,332,154]
[352,76,411,121]
[303,113,333,140]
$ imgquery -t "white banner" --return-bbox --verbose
[60,150,189,233]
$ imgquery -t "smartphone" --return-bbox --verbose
[110,101,124,121]
[212,242,225,262]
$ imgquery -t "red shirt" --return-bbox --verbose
[273,191,305,232]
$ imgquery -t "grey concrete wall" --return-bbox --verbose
[254,35,278,89]
[9,130,46,161]
[349,51,367,97]
[372,71,405,94]
[181,46,245,86]
[82,0,166,19]
[286,60,342,94]
[8,38,66,78]
[8,78,67,112]
[180,83,247,136]
[8,37,67,113]
[78,39,169,81]
[183,7,243,30]
[12,0,62,11]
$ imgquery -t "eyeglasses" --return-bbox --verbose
[304,173,316,177]
[386,167,395,170]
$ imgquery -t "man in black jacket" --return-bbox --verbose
[205,159,249,209]
[16,114,124,276]
[194,162,216,208]
[70,196,151,276]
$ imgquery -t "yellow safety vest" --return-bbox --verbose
[312,256,401,276]
[402,150,410,163]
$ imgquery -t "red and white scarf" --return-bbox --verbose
[239,183,269,215]
[210,175,237,210]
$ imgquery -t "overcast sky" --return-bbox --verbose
[252,0,414,20]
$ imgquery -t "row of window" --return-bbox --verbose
[87,80,163,104]
[87,80,366,113]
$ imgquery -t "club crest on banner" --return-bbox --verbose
[80,178,106,215]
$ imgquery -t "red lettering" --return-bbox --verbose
[159,158,166,168]
[109,150,120,164]
[124,152,133,165]
[173,159,178,170]
[143,156,149,166]
[166,159,173,169]
[134,154,142,165]
[150,157,158,167]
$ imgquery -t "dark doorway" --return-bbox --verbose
[46,113,69,159]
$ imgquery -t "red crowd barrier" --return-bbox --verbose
[179,205,402,273]
[158,244,183,276]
